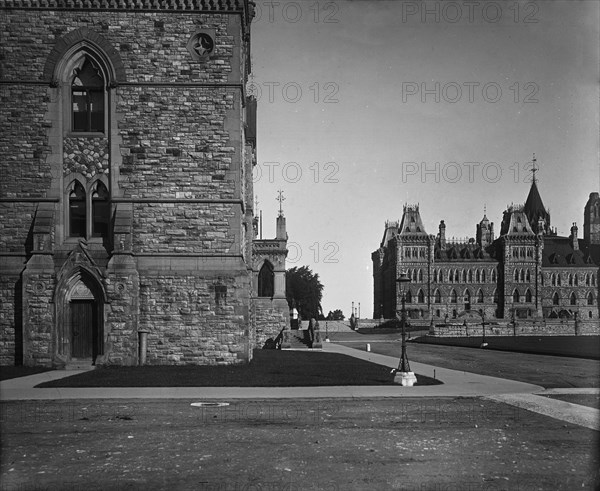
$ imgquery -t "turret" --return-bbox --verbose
[570,222,579,251]
[584,192,600,245]
[438,220,446,250]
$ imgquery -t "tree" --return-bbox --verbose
[286,266,324,320]
[326,309,345,320]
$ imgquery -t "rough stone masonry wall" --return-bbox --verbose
[1,8,251,365]
[139,273,250,365]
[253,298,289,348]
[430,319,600,337]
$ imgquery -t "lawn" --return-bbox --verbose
[0,366,54,381]
[413,335,600,359]
[34,350,441,388]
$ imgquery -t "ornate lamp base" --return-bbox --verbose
[394,371,417,387]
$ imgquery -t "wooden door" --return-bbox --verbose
[71,300,95,358]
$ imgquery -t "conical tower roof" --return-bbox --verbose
[523,155,550,234]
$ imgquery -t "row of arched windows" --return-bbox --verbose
[405,288,497,304]
[513,269,531,282]
[512,247,534,258]
[403,289,596,306]
[431,268,496,283]
[548,272,596,287]
[552,291,595,306]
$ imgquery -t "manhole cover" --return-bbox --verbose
[190,402,230,407]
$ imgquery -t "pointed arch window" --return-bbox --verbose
[418,269,423,282]
[92,181,110,237]
[513,289,520,303]
[468,270,473,282]
[464,289,471,304]
[434,289,441,304]
[525,270,531,282]
[476,270,481,282]
[454,270,459,282]
[585,274,590,286]
[450,289,457,303]
[552,292,559,305]
[481,270,486,283]
[525,289,532,303]
[568,274,573,286]
[462,270,467,282]
[69,181,87,238]
[72,58,105,133]
[405,290,413,304]
[491,269,497,283]
[477,289,484,303]
[514,270,519,282]
[592,274,596,286]
[493,289,498,304]
[520,270,525,282]
[574,274,578,286]
[587,292,594,306]
[258,261,274,297]
[557,274,561,286]
[417,289,425,303]
[569,292,577,306]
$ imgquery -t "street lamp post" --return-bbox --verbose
[394,272,417,386]
[480,310,488,348]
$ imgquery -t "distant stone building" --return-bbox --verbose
[0,0,289,367]
[372,171,599,330]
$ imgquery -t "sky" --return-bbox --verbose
[250,0,600,318]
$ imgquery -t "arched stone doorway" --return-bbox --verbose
[55,268,105,365]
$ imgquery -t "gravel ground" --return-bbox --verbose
[1,397,598,490]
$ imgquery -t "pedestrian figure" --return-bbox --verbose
[308,318,316,348]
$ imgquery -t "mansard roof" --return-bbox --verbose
[542,236,598,268]
[398,204,428,236]
[500,206,535,236]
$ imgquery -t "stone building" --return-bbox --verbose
[372,172,600,330]
[0,0,289,367]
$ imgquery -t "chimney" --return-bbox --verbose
[570,222,579,250]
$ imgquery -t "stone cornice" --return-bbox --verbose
[0,0,247,10]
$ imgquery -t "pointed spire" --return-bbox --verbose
[523,156,550,234]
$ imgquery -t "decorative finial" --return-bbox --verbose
[484,203,487,217]
[531,153,538,183]
[254,195,259,211]
[276,189,285,217]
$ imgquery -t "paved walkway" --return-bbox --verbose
[1,342,598,431]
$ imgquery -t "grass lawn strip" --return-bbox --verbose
[34,350,441,388]
[0,366,54,381]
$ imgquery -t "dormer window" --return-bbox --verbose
[72,58,105,133]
